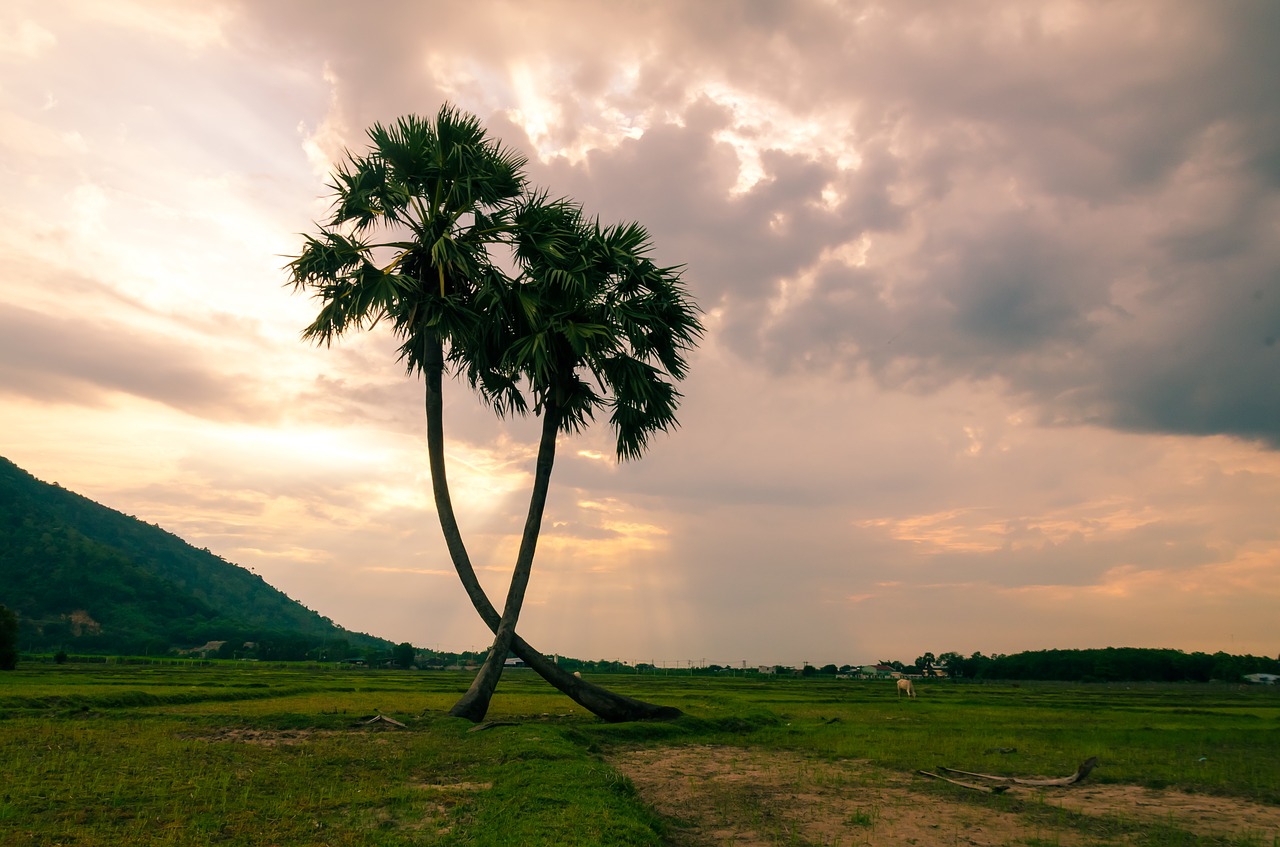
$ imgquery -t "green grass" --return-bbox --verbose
[1,664,1277,845]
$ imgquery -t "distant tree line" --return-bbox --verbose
[931,648,1279,683]
[408,650,1279,682]
[7,635,1277,684]
[207,634,366,663]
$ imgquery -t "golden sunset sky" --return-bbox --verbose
[2,1,1278,666]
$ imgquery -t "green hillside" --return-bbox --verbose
[0,456,389,657]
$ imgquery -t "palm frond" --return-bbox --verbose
[291,103,701,463]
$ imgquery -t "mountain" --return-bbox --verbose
[0,456,390,657]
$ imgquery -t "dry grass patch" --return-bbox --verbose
[1056,783,1280,841]
[609,745,1280,846]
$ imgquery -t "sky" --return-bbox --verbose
[2,1,1278,669]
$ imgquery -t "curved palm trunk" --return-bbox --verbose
[423,338,680,722]
[449,395,558,720]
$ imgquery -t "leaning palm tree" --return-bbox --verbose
[288,105,688,721]
[448,195,703,720]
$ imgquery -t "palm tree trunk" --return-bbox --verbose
[449,394,558,720]
[423,338,680,722]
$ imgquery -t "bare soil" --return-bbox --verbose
[608,745,1280,846]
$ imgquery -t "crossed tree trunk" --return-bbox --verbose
[423,340,680,722]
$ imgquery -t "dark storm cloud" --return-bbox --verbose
[802,4,1280,446]
[541,1,1280,447]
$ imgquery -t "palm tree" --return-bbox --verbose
[448,196,703,720]
[288,105,690,721]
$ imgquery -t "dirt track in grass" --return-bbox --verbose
[608,745,1280,846]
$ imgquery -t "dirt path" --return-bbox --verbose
[608,745,1280,846]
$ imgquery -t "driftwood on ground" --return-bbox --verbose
[917,770,1010,793]
[940,757,1097,786]
[919,757,1098,793]
[360,714,407,728]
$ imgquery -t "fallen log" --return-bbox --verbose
[938,757,1097,787]
[918,770,1010,794]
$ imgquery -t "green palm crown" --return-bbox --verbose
[289,104,702,460]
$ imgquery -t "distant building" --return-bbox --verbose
[503,658,526,668]
[856,665,896,679]
[1244,673,1279,685]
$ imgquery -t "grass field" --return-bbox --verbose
[1,662,1277,845]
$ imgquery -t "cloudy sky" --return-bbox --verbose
[2,1,1278,668]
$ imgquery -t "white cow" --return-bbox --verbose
[897,678,916,699]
